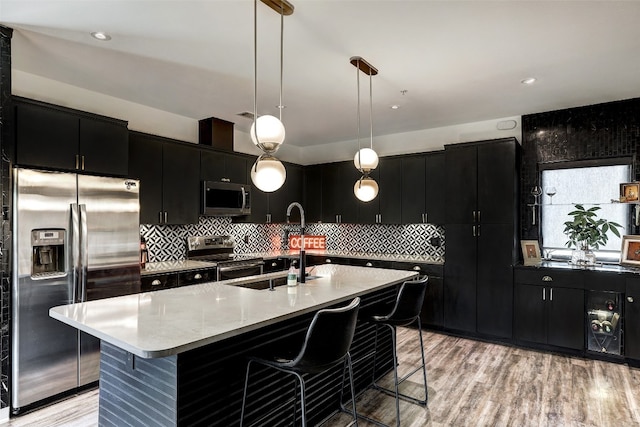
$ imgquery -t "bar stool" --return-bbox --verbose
[362,275,429,427]
[240,297,361,427]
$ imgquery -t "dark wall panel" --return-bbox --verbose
[521,97,640,240]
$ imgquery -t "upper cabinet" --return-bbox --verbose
[358,157,402,224]
[269,163,303,223]
[401,152,445,224]
[14,97,128,176]
[200,150,247,184]
[321,161,361,223]
[129,132,200,225]
[303,165,323,223]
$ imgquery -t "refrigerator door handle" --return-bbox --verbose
[71,203,81,302]
[79,204,89,302]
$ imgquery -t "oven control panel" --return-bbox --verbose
[187,235,235,251]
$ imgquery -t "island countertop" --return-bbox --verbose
[50,264,417,359]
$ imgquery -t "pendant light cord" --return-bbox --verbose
[369,69,373,150]
[279,1,284,122]
[356,59,362,174]
[253,0,260,150]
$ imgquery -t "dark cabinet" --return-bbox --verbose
[514,283,584,350]
[444,138,518,338]
[400,152,444,225]
[321,162,360,223]
[626,278,640,360]
[514,268,584,350]
[303,165,323,223]
[201,150,247,184]
[358,157,402,224]
[423,152,445,224]
[129,132,200,225]
[15,97,128,176]
[269,163,303,223]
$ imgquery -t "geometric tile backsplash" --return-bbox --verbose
[140,216,445,263]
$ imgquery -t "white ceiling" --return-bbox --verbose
[2,0,640,149]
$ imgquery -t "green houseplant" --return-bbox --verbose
[563,204,622,264]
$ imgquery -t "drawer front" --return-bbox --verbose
[349,258,392,269]
[582,271,626,292]
[141,273,178,292]
[179,268,217,286]
[514,268,580,288]
[392,262,443,277]
[264,258,287,273]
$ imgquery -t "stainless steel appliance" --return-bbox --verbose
[186,235,263,280]
[202,181,251,216]
[12,168,141,413]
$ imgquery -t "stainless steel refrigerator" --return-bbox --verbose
[11,167,141,413]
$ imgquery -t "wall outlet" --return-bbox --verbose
[429,237,441,247]
[243,235,249,244]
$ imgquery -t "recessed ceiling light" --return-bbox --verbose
[521,77,537,85]
[91,32,111,41]
[390,105,400,110]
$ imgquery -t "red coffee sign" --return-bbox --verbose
[289,235,326,250]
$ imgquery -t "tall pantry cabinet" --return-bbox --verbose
[444,138,519,338]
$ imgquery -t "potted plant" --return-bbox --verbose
[563,204,622,265]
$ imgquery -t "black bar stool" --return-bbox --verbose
[240,297,361,427]
[359,276,429,427]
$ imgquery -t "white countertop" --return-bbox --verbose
[50,264,417,359]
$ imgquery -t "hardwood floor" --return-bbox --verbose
[7,328,640,426]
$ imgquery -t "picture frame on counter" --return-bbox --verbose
[620,235,640,267]
[520,240,542,266]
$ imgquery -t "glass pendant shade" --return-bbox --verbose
[354,147,379,172]
[250,115,285,153]
[354,176,379,202]
[251,155,286,192]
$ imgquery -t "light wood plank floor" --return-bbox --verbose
[6,328,640,426]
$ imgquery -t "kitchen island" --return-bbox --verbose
[50,264,417,426]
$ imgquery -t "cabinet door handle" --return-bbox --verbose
[424,213,427,223]
[542,287,546,301]
[271,262,278,267]
[472,225,477,237]
[628,296,634,303]
[222,178,230,182]
[194,274,202,280]
[326,258,332,263]
[542,275,553,282]
[164,212,168,223]
[81,155,85,170]
[266,214,272,223]
[477,210,481,222]
[413,266,421,271]
[477,224,481,237]
[550,288,553,301]
[159,211,163,223]
[421,213,425,223]
[75,154,80,170]
[473,211,477,222]
[365,262,373,267]
[151,279,162,286]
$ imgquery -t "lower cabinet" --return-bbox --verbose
[626,278,640,360]
[514,283,584,350]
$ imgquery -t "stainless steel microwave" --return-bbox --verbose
[202,181,251,216]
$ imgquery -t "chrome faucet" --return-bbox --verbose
[286,202,306,283]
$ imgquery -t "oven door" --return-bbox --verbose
[217,261,264,281]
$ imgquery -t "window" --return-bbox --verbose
[540,162,631,262]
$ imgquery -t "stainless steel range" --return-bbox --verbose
[186,235,264,281]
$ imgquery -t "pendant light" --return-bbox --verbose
[250,0,293,192]
[351,56,379,201]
